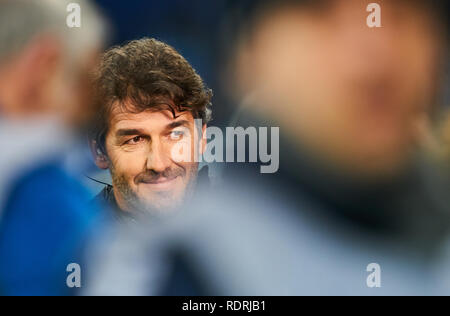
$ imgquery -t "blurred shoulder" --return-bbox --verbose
[2,159,99,223]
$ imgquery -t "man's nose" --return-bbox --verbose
[146,139,172,173]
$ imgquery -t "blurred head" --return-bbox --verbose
[233,0,448,180]
[0,0,106,127]
[90,38,212,214]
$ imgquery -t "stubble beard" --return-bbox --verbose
[110,163,199,216]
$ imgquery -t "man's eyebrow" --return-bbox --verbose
[115,128,145,137]
[165,120,191,130]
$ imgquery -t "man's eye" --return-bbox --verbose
[126,136,144,145]
[170,131,185,140]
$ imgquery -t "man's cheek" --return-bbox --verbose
[113,155,142,183]
[170,139,196,163]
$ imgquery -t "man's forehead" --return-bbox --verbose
[110,106,194,131]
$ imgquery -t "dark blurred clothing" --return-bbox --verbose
[222,110,450,257]
[224,126,450,258]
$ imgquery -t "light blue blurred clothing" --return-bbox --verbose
[0,119,69,216]
[0,119,105,296]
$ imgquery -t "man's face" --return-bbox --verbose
[239,0,446,178]
[103,103,205,214]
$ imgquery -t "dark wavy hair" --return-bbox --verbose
[89,38,212,153]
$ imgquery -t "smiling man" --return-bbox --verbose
[89,38,212,217]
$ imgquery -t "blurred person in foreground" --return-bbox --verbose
[85,0,450,296]
[0,0,106,295]
[89,38,212,220]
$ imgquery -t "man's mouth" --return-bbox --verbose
[139,176,180,191]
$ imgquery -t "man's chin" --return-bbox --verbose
[136,193,185,214]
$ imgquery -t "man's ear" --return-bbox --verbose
[200,124,207,155]
[89,140,109,170]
